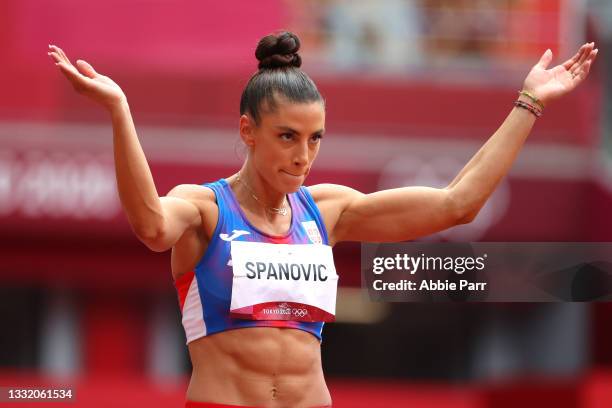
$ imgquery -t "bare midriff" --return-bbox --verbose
[186,326,332,408]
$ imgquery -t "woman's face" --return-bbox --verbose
[242,97,325,193]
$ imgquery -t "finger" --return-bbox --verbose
[582,49,598,74]
[574,51,596,82]
[49,44,72,65]
[75,60,98,79]
[576,60,592,81]
[537,48,553,69]
[47,51,61,64]
[49,51,74,71]
[571,42,594,72]
[55,60,87,83]
[55,61,71,75]
[48,45,67,64]
[567,44,591,73]
[56,62,92,92]
[55,61,80,80]
[562,44,587,70]
[55,61,79,82]
[57,47,72,65]
[573,48,598,76]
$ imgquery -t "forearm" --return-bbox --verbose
[110,100,164,239]
[447,96,537,219]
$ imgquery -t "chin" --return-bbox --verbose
[288,183,302,193]
[285,178,304,193]
[279,170,305,192]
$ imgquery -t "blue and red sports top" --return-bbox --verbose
[174,178,330,344]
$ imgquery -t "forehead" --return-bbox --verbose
[260,98,325,130]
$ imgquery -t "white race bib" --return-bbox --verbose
[229,241,338,322]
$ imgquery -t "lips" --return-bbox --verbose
[281,170,303,177]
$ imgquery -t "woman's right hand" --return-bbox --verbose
[48,44,127,111]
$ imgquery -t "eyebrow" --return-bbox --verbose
[274,125,325,135]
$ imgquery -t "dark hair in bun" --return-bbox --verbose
[240,31,323,126]
[255,31,302,69]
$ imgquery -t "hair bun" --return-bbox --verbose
[255,31,302,69]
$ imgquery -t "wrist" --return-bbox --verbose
[518,89,545,109]
[513,98,542,118]
[108,96,129,116]
[517,94,536,106]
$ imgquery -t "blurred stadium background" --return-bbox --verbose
[1,0,612,407]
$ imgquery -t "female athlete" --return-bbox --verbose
[48,31,597,407]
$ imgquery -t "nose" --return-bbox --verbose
[293,140,309,168]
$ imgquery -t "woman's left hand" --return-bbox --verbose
[522,42,598,107]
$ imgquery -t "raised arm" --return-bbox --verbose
[48,45,202,251]
[315,43,598,245]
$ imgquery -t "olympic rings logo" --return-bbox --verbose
[291,308,308,318]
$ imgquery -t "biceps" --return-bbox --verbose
[335,187,461,243]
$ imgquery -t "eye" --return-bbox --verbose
[310,134,323,143]
[280,133,294,141]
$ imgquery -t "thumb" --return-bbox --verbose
[75,59,98,79]
[537,49,553,69]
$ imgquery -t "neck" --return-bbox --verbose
[232,165,288,216]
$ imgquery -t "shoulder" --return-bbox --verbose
[306,183,364,207]
[306,184,365,246]
[165,183,219,224]
[166,183,218,208]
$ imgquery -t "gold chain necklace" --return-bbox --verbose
[236,171,289,216]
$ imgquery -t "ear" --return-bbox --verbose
[239,114,256,147]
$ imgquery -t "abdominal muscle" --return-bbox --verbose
[186,327,331,408]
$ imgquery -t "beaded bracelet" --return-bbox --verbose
[518,90,545,110]
[514,99,543,118]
